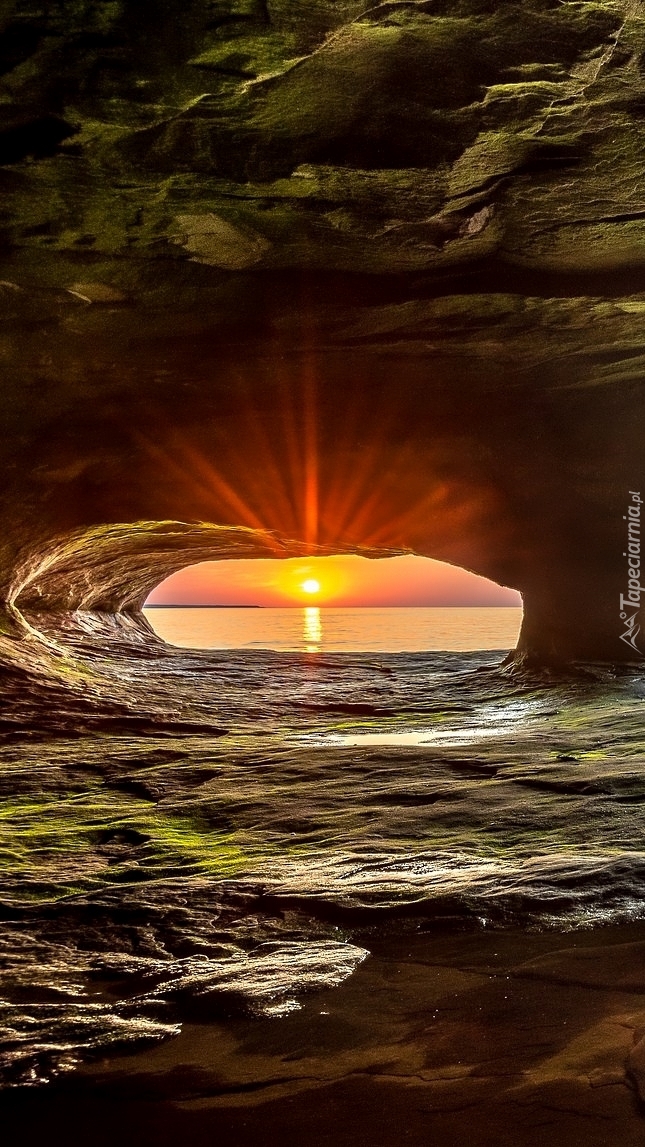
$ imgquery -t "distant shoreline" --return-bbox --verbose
[143,604,521,609]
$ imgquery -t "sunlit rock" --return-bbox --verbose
[173,213,271,268]
[138,941,369,1015]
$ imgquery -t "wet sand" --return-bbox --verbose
[5,921,645,1146]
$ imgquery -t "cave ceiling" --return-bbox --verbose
[0,1,644,659]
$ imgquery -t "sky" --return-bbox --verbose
[145,555,522,608]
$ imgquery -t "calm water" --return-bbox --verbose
[143,606,523,653]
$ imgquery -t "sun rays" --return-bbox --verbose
[133,353,504,575]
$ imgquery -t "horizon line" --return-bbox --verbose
[143,603,522,609]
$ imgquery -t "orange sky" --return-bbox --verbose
[145,555,522,608]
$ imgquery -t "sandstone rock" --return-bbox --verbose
[66,283,128,305]
[0,1,642,662]
[627,1035,645,1101]
[513,941,645,993]
[173,213,271,268]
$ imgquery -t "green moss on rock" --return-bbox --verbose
[0,790,246,902]
[189,31,303,78]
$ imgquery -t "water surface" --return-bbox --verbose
[144,606,523,653]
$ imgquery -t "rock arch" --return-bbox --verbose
[1,0,644,665]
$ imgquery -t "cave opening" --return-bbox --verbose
[143,553,522,653]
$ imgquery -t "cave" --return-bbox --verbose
[0,0,643,679]
[3,2,645,1142]
[3,280,643,671]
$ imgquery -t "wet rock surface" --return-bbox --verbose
[5,925,645,1146]
[1,605,645,1104]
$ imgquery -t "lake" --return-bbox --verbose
[143,605,523,653]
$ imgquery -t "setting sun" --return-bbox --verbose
[145,554,522,609]
[301,578,321,595]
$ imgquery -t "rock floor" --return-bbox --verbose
[4,923,645,1146]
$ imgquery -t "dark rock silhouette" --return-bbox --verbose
[1,0,644,662]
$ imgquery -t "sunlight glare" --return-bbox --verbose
[302,578,321,595]
[303,606,322,651]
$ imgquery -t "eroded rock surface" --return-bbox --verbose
[7,924,645,1145]
[3,11,645,1137]
[1,629,645,1088]
[0,1,643,660]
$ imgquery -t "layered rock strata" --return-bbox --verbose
[1,1,645,661]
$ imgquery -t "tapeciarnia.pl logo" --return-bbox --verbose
[620,490,644,656]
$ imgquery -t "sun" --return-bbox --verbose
[301,578,321,595]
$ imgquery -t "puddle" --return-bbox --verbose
[298,699,547,748]
[306,728,510,747]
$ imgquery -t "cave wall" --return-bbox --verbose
[1,1,645,661]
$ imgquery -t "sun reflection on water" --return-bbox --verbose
[303,606,322,652]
